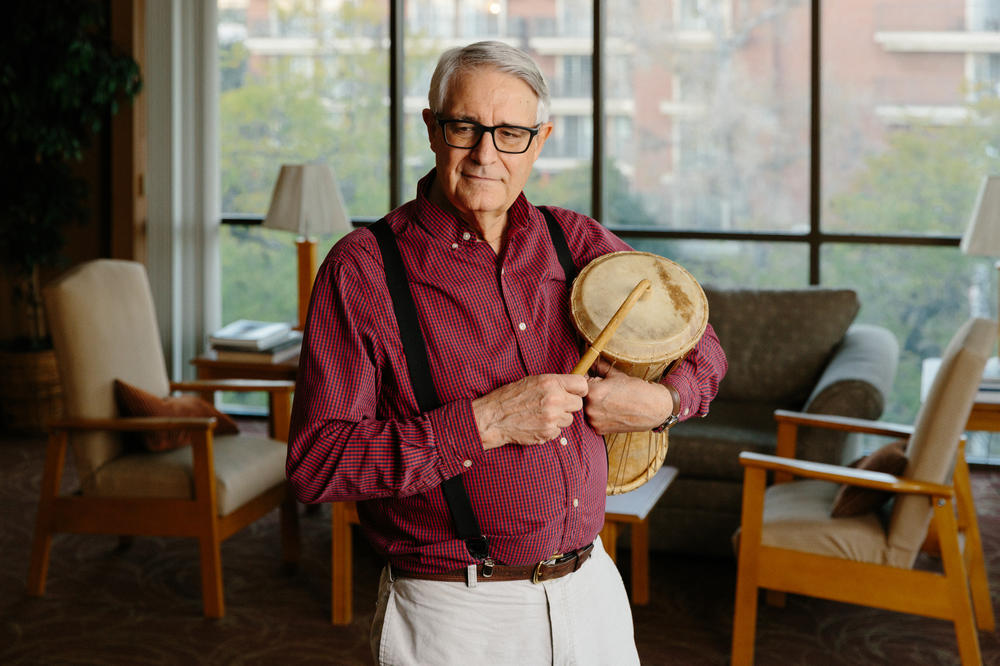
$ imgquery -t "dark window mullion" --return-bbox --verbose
[592,0,604,222]
[810,0,821,284]
[390,0,404,209]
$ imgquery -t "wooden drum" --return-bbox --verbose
[570,251,708,495]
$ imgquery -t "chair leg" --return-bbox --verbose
[934,499,982,666]
[331,501,353,625]
[27,432,69,596]
[190,432,224,618]
[953,451,995,631]
[198,533,225,618]
[630,519,649,606]
[732,467,767,666]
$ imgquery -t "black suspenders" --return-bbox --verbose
[368,206,576,563]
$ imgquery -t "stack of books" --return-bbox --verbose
[209,319,302,363]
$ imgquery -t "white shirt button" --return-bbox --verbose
[462,232,472,240]
[451,243,459,250]
[518,322,526,331]
[462,459,472,468]
[572,498,579,507]
[683,408,690,416]
[560,437,568,446]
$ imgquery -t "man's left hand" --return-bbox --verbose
[584,358,673,434]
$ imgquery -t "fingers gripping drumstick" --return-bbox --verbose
[571,279,652,376]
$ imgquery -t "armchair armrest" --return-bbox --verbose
[49,416,217,432]
[739,451,952,499]
[774,410,914,439]
[171,379,294,393]
[772,409,913,484]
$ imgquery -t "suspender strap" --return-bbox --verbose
[540,206,577,283]
[368,218,490,561]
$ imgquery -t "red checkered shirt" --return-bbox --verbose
[286,170,727,574]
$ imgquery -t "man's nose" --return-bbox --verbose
[469,129,499,162]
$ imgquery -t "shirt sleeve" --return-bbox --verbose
[285,235,486,504]
[662,322,727,421]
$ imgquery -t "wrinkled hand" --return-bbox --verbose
[584,358,672,434]
[473,374,589,450]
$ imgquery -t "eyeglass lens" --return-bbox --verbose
[443,121,534,153]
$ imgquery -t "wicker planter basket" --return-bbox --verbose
[0,348,63,435]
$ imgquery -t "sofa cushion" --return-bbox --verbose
[706,287,859,405]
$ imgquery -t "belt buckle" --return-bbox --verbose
[532,556,558,584]
[532,550,577,584]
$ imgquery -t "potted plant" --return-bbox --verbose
[0,1,142,433]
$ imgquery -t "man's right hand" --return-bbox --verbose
[472,374,589,450]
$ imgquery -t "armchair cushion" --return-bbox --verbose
[83,433,287,516]
[830,439,908,518]
[737,479,890,562]
[113,379,239,451]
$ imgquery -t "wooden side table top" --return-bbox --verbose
[191,352,299,382]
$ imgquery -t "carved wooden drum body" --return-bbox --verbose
[570,251,708,494]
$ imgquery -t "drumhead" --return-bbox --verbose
[570,251,708,366]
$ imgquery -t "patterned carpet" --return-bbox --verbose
[1,430,999,665]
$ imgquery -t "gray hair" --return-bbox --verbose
[428,41,551,125]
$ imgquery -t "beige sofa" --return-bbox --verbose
[649,287,899,557]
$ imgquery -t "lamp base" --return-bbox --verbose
[296,238,318,330]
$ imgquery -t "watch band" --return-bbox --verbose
[652,383,681,433]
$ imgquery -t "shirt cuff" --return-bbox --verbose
[427,398,488,478]
[662,373,703,421]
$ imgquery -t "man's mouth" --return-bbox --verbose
[463,172,500,182]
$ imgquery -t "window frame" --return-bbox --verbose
[219,0,962,284]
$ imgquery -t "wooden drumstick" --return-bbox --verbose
[571,278,652,375]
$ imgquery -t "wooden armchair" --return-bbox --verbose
[27,259,300,618]
[731,317,996,665]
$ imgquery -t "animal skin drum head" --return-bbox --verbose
[570,251,708,366]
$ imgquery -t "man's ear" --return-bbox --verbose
[531,121,555,155]
[422,108,436,142]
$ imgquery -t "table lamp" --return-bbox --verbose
[262,164,351,329]
[961,174,1000,323]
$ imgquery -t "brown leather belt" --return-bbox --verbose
[392,543,595,584]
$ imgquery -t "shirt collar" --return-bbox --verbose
[414,169,536,243]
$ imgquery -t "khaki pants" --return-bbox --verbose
[371,536,640,666]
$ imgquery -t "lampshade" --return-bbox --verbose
[262,163,350,238]
[961,174,1000,256]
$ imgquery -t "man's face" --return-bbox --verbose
[423,67,552,225]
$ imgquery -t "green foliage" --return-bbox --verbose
[0,1,141,348]
[822,99,1000,422]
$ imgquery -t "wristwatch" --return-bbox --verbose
[652,384,681,433]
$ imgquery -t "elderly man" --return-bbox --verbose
[287,41,726,665]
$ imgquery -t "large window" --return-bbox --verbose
[217,0,1000,459]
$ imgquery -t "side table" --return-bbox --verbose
[191,353,300,423]
[600,464,678,605]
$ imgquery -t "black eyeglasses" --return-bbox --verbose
[436,117,541,154]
